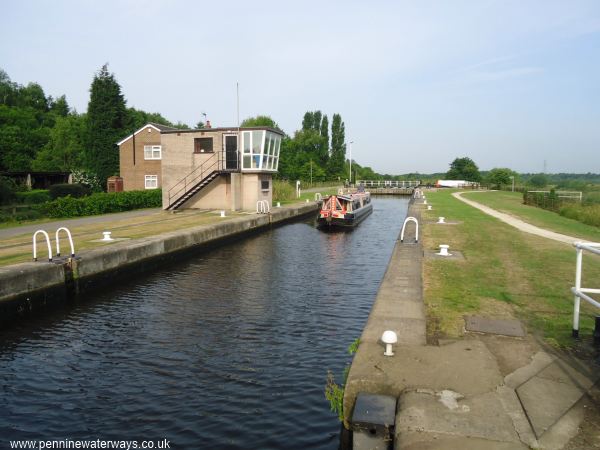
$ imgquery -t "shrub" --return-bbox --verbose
[273,180,295,202]
[15,189,51,204]
[41,189,162,218]
[0,176,17,206]
[559,204,600,228]
[49,183,91,200]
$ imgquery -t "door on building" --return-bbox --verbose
[224,135,238,170]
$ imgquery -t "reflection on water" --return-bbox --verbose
[0,197,409,449]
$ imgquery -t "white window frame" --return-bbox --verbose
[144,175,158,189]
[144,145,162,160]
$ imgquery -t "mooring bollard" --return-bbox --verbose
[437,217,445,224]
[437,244,451,256]
[101,231,113,241]
[276,202,281,208]
[220,210,226,218]
[423,200,427,205]
[427,205,432,210]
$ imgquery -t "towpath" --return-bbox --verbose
[453,191,584,244]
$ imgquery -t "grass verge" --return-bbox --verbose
[422,189,600,348]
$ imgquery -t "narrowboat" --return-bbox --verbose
[316,191,373,228]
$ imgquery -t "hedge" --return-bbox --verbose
[41,189,162,218]
[15,189,51,204]
[49,183,91,200]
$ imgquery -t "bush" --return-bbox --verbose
[49,183,91,200]
[559,204,600,228]
[41,189,162,218]
[0,176,17,206]
[15,189,51,204]
[273,180,295,202]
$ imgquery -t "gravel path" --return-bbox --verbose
[452,191,584,245]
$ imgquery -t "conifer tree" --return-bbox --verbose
[328,113,346,176]
[85,64,127,188]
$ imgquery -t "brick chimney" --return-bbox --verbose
[205,120,211,129]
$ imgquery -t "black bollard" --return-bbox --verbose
[594,317,600,347]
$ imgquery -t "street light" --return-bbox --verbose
[349,140,354,185]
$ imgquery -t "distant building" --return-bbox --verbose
[435,180,479,188]
[117,123,283,211]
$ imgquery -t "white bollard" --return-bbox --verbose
[220,210,226,218]
[437,244,451,256]
[427,205,432,210]
[437,217,445,224]
[423,200,428,205]
[306,198,309,203]
[276,202,281,208]
[101,231,113,241]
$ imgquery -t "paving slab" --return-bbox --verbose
[465,316,526,337]
[395,390,524,447]
[517,375,586,438]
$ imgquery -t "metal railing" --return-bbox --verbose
[167,152,225,208]
[256,200,270,214]
[33,230,53,262]
[400,217,419,243]
[55,227,75,257]
[33,227,76,262]
[571,242,600,338]
[358,180,421,188]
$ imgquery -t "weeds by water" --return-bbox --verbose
[324,339,360,421]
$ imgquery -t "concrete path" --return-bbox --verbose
[0,208,162,239]
[453,191,583,245]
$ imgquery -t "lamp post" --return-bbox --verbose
[349,140,354,186]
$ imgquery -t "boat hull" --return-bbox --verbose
[316,203,373,228]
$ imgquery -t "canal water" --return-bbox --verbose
[0,197,409,449]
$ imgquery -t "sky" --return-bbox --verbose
[1,0,599,174]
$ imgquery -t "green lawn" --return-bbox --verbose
[422,189,600,348]
[463,190,600,242]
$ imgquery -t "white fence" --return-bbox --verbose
[358,180,421,188]
[571,242,600,338]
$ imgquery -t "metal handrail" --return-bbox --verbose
[33,230,52,262]
[256,200,270,214]
[167,152,225,208]
[400,217,419,243]
[55,227,75,257]
[571,241,600,338]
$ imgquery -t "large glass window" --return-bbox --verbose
[240,130,281,171]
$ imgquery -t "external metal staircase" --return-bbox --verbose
[167,152,234,210]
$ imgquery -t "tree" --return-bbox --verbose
[85,63,127,186]
[486,168,516,189]
[320,114,329,161]
[528,173,548,188]
[33,114,86,171]
[195,121,205,129]
[328,113,345,177]
[446,157,481,182]
[240,115,280,130]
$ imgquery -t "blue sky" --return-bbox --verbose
[1,0,599,174]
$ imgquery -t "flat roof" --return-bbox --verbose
[161,126,285,136]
